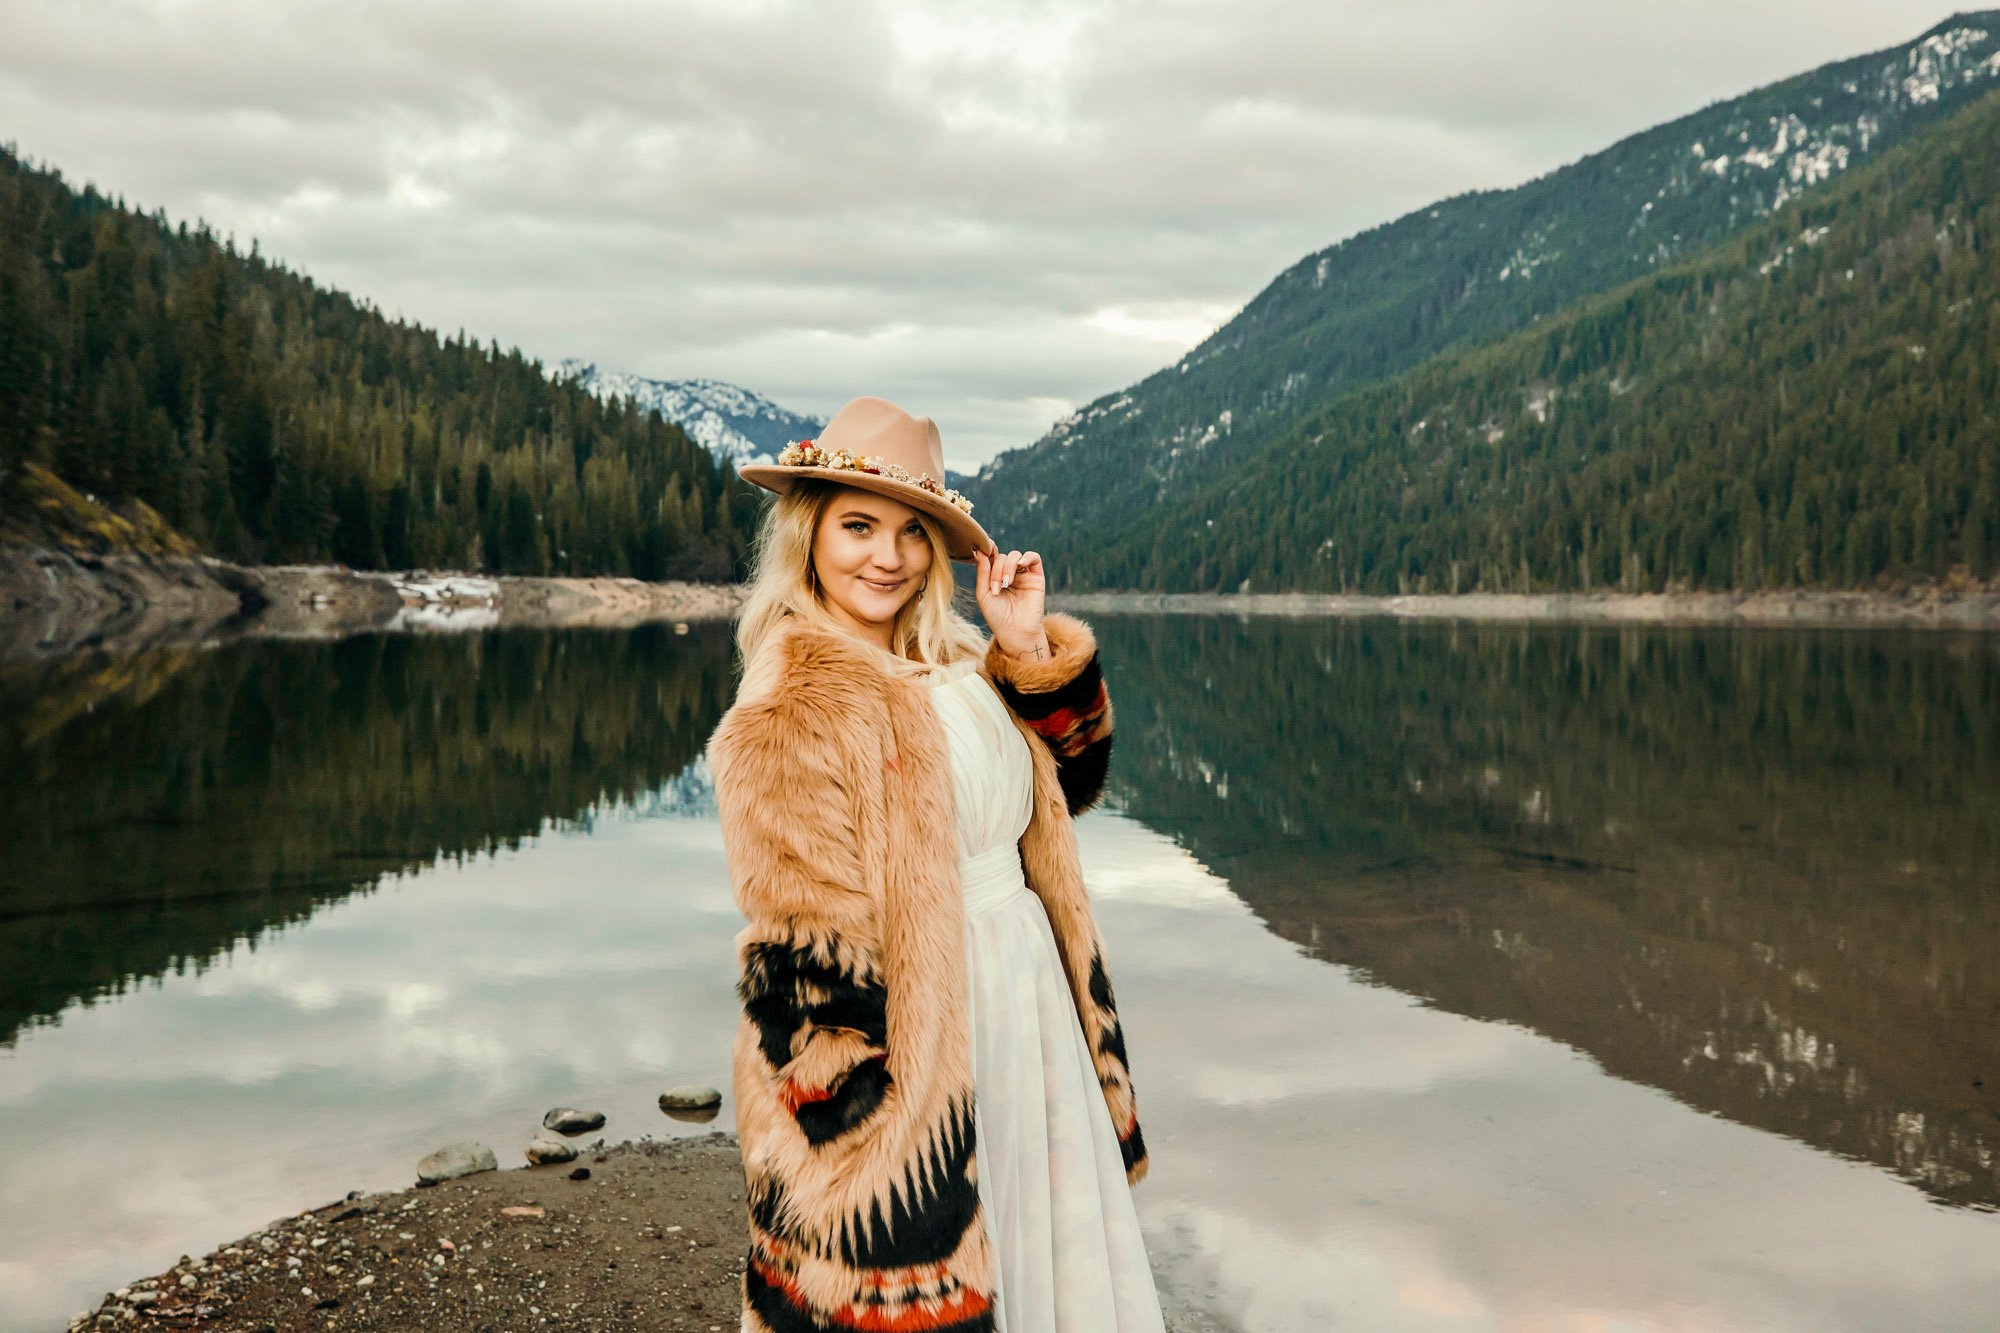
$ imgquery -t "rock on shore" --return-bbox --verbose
[544,1108,608,1136]
[415,1143,498,1186]
[525,1133,580,1165]
[69,1136,747,1333]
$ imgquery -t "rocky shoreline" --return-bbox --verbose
[17,545,1992,665]
[65,1135,748,1333]
[0,547,745,661]
[1051,584,2000,628]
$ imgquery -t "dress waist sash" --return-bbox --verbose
[959,843,1029,914]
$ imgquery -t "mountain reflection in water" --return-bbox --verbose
[5,617,1996,1212]
[1089,614,2000,1209]
[0,625,737,1050]
[2,612,1995,1245]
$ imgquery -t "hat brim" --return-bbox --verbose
[738,464,994,561]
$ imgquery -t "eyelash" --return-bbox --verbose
[844,521,923,536]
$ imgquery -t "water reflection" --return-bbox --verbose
[0,626,736,1049]
[1089,615,2000,1209]
[1083,817,2000,1332]
[3,617,1999,1331]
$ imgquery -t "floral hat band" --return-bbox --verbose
[739,395,995,559]
[775,438,974,515]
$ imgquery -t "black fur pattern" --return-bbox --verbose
[746,1261,997,1333]
[993,653,1114,815]
[838,1100,983,1270]
[1119,1121,1148,1175]
[1055,731,1112,816]
[740,937,888,1073]
[743,1263,828,1333]
[795,1056,893,1146]
[993,654,1103,722]
[746,1177,795,1245]
[1086,952,1130,1067]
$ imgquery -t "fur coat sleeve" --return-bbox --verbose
[983,611,1115,816]
[982,612,1147,1181]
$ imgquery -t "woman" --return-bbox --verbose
[708,396,1166,1333]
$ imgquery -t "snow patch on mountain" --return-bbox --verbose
[554,359,825,467]
[1675,25,1997,216]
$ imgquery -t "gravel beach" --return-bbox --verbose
[65,1136,747,1333]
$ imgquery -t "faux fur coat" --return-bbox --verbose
[707,611,1143,1333]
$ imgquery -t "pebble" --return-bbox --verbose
[542,1107,607,1136]
[659,1085,723,1122]
[416,1141,499,1185]
[526,1132,579,1165]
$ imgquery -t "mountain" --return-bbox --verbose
[969,14,2000,567]
[1069,77,2000,594]
[555,360,825,467]
[0,149,756,579]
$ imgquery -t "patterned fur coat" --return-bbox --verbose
[706,611,1144,1333]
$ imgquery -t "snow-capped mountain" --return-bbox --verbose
[969,13,2000,551]
[555,359,825,467]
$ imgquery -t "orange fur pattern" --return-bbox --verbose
[708,612,1146,1331]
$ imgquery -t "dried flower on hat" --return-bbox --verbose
[777,438,974,515]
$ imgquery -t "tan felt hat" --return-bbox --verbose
[738,395,994,560]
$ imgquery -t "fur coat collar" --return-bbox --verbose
[707,611,1141,1333]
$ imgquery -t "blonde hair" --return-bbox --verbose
[735,479,987,677]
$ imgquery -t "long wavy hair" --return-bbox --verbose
[735,479,987,675]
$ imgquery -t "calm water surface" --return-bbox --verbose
[2,617,1997,1331]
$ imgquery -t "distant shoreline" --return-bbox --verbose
[9,545,1999,663]
[1050,587,2000,629]
[0,547,743,661]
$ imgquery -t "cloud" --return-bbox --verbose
[0,0,1958,465]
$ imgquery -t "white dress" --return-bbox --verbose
[928,659,1167,1333]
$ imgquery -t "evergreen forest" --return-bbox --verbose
[0,145,757,578]
[1056,87,2000,594]
[968,16,2000,570]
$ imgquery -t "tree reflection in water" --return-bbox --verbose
[0,625,737,1050]
[5,614,1994,1212]
[1091,615,2000,1209]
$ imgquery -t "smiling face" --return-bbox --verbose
[810,485,937,648]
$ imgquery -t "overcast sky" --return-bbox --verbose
[0,0,1970,466]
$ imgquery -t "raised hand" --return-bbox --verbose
[973,547,1050,662]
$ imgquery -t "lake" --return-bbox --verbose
[2,616,1997,1331]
